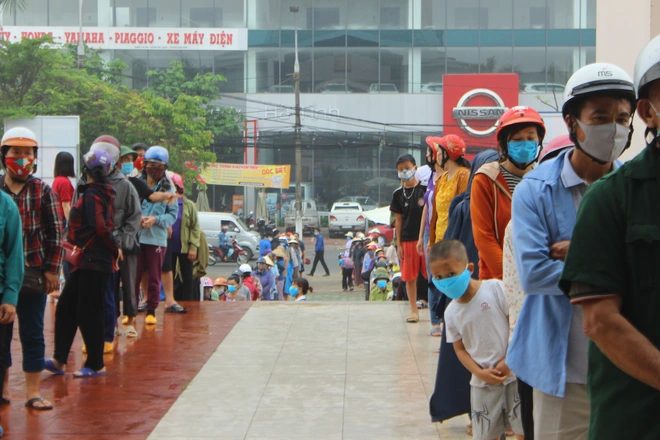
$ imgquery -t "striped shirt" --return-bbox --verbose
[500,165,523,194]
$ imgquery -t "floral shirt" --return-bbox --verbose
[502,221,524,338]
[434,167,470,243]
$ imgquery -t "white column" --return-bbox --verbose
[409,0,421,29]
[247,49,257,93]
[97,0,112,27]
[409,47,421,93]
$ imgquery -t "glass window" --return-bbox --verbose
[513,0,546,29]
[380,0,410,30]
[548,0,578,29]
[513,47,546,89]
[113,0,148,27]
[312,0,347,30]
[421,0,446,30]
[248,0,281,29]
[48,0,99,26]
[347,30,379,47]
[114,50,148,89]
[148,0,181,27]
[314,48,348,92]
[380,48,409,92]
[482,0,512,29]
[420,48,447,91]
[546,47,576,85]
[216,0,245,27]
[281,48,313,92]
[252,49,280,93]
[581,46,595,66]
[214,52,246,93]
[15,0,48,25]
[446,47,478,74]
[183,0,216,27]
[348,0,379,30]
[346,48,379,93]
[479,47,513,73]
[280,0,313,30]
[447,0,484,29]
[181,51,214,77]
[148,50,183,71]
[586,0,596,28]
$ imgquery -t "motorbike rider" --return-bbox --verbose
[218,225,231,260]
[260,231,273,256]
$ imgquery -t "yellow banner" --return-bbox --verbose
[201,163,291,189]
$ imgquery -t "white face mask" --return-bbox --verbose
[575,119,629,163]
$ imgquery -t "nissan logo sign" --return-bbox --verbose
[452,88,508,137]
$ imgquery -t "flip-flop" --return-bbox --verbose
[406,314,419,323]
[126,325,138,338]
[44,359,64,376]
[73,367,106,378]
[165,304,187,314]
[429,327,443,337]
[25,397,53,410]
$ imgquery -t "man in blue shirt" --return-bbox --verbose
[507,63,635,439]
[260,231,273,256]
[308,228,329,277]
[218,225,231,259]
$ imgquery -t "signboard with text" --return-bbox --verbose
[0,26,247,51]
[443,73,519,156]
[201,163,291,189]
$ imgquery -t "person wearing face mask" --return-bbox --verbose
[135,146,178,325]
[431,240,522,440]
[254,257,275,301]
[0,127,63,410]
[506,63,635,440]
[308,228,330,277]
[211,277,228,301]
[470,106,546,281]
[390,154,427,323]
[224,275,247,302]
[289,277,313,301]
[556,39,660,440]
[369,268,393,301]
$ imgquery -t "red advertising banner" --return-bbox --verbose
[443,74,519,157]
[0,26,247,51]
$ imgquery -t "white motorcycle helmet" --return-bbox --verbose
[562,63,636,117]
[239,264,252,275]
[635,34,660,100]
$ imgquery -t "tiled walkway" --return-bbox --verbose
[150,302,471,439]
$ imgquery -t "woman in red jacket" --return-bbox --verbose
[470,106,545,280]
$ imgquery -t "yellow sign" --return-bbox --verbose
[201,163,291,189]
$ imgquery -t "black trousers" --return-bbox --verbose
[342,268,353,289]
[173,252,195,301]
[54,269,109,371]
[309,250,329,276]
[518,378,534,439]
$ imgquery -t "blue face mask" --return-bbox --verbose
[431,267,471,300]
[227,285,236,293]
[289,286,299,297]
[377,280,388,290]
[507,140,539,165]
[121,162,134,176]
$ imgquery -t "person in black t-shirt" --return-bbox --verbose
[119,147,178,205]
[390,154,427,323]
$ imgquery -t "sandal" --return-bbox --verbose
[114,327,122,337]
[165,303,187,314]
[73,367,106,378]
[429,326,443,337]
[406,313,419,323]
[44,359,65,376]
[25,397,53,410]
[416,301,428,309]
[126,325,138,338]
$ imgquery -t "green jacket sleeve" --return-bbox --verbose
[3,194,24,306]
[186,199,201,252]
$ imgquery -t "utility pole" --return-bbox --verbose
[290,6,302,236]
[77,0,84,68]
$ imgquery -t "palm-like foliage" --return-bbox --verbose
[0,0,26,14]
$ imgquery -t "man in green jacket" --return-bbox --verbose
[170,173,201,302]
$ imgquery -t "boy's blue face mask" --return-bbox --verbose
[431,266,471,300]
[377,280,387,290]
[227,285,236,293]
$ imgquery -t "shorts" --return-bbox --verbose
[162,241,173,272]
[470,381,523,440]
[400,240,426,282]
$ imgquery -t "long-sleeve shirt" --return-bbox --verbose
[138,177,177,247]
[254,269,275,300]
[1,175,63,275]
[0,191,24,306]
[218,232,229,247]
[314,234,324,252]
[260,238,272,256]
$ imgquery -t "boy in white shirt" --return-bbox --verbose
[429,240,523,440]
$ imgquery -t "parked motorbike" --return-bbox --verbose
[207,239,249,266]
[257,218,277,238]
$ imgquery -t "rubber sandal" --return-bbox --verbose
[73,367,106,378]
[165,304,187,314]
[429,327,443,337]
[114,327,122,337]
[416,301,428,309]
[121,316,129,325]
[44,359,64,376]
[126,325,138,338]
[25,397,53,410]
[406,314,419,323]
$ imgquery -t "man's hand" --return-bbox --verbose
[167,193,180,206]
[550,240,570,261]
[167,227,173,239]
[477,368,507,385]
[398,245,404,262]
[416,239,424,257]
[188,249,197,261]
[45,272,59,293]
[141,216,156,229]
[0,304,16,324]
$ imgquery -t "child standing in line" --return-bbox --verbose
[369,268,393,301]
[429,240,523,440]
[339,254,354,291]
[390,154,427,323]
[224,275,247,302]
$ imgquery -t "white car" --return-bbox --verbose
[319,83,352,93]
[420,83,443,93]
[522,83,565,94]
[329,202,366,238]
[369,83,399,93]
